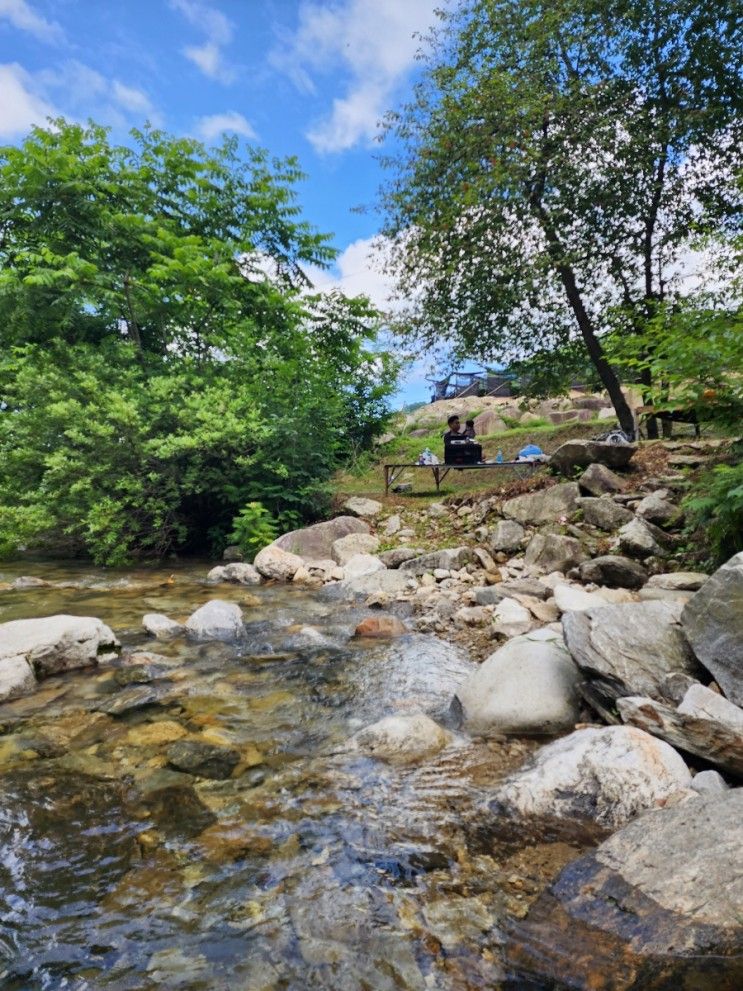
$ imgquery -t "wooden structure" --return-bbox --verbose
[428,370,515,402]
[384,460,541,495]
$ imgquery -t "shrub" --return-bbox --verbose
[227,503,279,561]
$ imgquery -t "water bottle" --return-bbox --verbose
[423,447,432,465]
[496,449,504,463]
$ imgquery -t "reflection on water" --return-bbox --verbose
[1,560,732,991]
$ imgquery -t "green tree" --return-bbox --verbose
[0,122,397,564]
[381,0,743,435]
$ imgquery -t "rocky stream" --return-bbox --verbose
[0,441,741,991]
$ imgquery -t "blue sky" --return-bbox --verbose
[0,0,450,404]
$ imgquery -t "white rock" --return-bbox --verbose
[349,712,452,763]
[331,532,380,565]
[491,725,693,830]
[553,583,613,613]
[457,629,580,735]
[206,562,261,585]
[343,497,383,518]
[691,769,729,795]
[0,655,37,702]
[342,554,385,579]
[677,682,743,731]
[334,569,415,600]
[492,597,533,637]
[185,600,245,641]
[0,615,119,680]
[142,613,184,639]
[383,514,401,537]
[253,545,304,581]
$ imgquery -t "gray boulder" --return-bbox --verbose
[619,517,672,558]
[399,546,474,576]
[502,483,581,526]
[343,553,385,578]
[578,462,628,496]
[617,684,743,776]
[550,440,636,474]
[206,562,261,585]
[636,490,682,527]
[0,616,119,697]
[691,769,729,794]
[578,496,634,531]
[681,551,743,706]
[647,571,708,592]
[488,519,526,552]
[456,629,580,736]
[273,515,369,560]
[490,725,691,831]
[524,533,586,573]
[184,600,245,641]
[342,497,383,518]
[332,569,413,600]
[506,791,743,984]
[378,547,426,568]
[253,545,304,581]
[331,532,380,565]
[563,600,701,703]
[578,554,648,589]
[473,586,505,606]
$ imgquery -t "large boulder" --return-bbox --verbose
[681,551,743,706]
[488,519,526,553]
[619,517,671,559]
[550,440,637,475]
[562,600,701,703]
[636,490,682,527]
[331,532,380,565]
[473,410,506,435]
[273,515,369,560]
[399,546,474,576]
[342,497,383,519]
[184,600,245,642]
[578,462,629,496]
[253,545,304,581]
[617,684,743,776]
[348,712,451,763]
[578,554,648,589]
[378,547,426,568]
[505,791,743,988]
[142,613,184,639]
[553,583,619,613]
[489,725,692,832]
[647,571,708,592]
[492,597,534,637]
[343,554,385,578]
[456,629,580,736]
[524,533,586,572]
[502,483,581,526]
[578,496,634,531]
[0,616,119,701]
[331,569,414,600]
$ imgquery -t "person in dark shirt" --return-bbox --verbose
[443,414,464,444]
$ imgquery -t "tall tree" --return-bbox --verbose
[380,0,743,434]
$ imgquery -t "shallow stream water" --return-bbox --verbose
[3,560,728,991]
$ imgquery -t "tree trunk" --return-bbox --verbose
[640,366,659,438]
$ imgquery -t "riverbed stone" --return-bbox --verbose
[253,545,304,581]
[378,547,426,568]
[578,497,634,531]
[185,600,245,641]
[553,583,613,613]
[502,483,581,526]
[619,517,670,558]
[646,571,708,592]
[0,655,37,703]
[400,546,474,576]
[457,629,580,736]
[490,725,692,832]
[0,614,119,682]
[142,613,184,639]
[578,554,648,589]
[636,490,682,527]
[562,600,701,703]
[331,532,380,565]
[492,597,534,637]
[507,790,743,985]
[166,740,241,779]
[489,519,526,553]
[681,551,743,706]
[524,533,586,573]
[206,562,261,585]
[342,553,385,578]
[332,569,414,600]
[354,615,408,638]
[578,462,629,496]
[349,712,451,763]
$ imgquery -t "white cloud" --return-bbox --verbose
[273,0,440,153]
[112,80,155,116]
[0,62,58,138]
[195,110,256,142]
[0,0,64,44]
[169,0,235,83]
[305,236,399,312]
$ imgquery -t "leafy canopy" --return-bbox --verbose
[0,122,397,564]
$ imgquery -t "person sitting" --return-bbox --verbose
[463,419,476,439]
[443,414,482,464]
